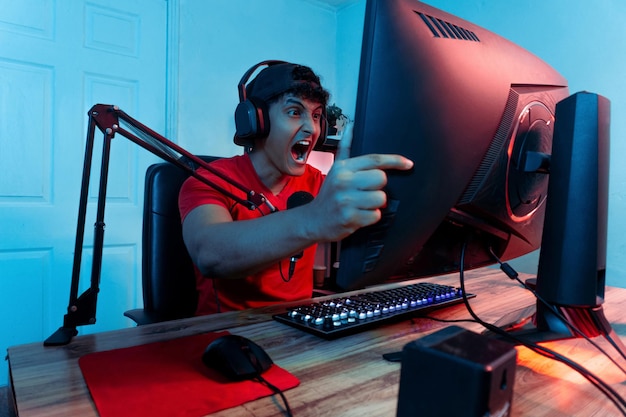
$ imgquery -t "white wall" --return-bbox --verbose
[172,0,340,157]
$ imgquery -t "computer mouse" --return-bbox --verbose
[202,334,274,381]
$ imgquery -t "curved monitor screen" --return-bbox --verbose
[336,0,569,290]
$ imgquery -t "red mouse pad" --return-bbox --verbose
[78,331,300,417]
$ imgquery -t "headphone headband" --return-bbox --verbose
[237,60,288,102]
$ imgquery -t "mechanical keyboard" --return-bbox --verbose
[273,282,474,339]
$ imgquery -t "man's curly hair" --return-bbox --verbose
[267,65,330,107]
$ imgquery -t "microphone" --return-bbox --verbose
[286,191,314,279]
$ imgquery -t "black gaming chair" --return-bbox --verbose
[124,156,219,325]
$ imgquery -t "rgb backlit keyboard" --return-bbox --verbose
[273,282,474,339]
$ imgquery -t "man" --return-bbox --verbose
[179,61,413,315]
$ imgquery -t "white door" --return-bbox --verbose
[0,0,167,383]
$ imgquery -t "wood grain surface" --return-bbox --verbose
[7,268,626,416]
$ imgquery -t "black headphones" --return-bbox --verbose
[233,60,328,149]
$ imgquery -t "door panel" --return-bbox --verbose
[0,0,167,385]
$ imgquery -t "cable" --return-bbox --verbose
[256,374,293,417]
[488,247,626,376]
[242,342,293,417]
[278,260,293,283]
[457,241,626,416]
[420,316,478,325]
[212,278,222,313]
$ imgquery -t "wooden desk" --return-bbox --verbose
[7,268,626,416]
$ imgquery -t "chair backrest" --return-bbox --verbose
[133,156,219,323]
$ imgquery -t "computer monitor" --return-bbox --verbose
[334,0,622,348]
[336,0,569,290]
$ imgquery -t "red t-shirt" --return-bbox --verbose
[178,154,324,315]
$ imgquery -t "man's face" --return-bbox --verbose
[261,94,324,177]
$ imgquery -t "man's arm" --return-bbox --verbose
[182,153,412,279]
[182,125,414,280]
[182,201,322,279]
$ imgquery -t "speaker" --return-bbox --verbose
[396,326,517,417]
[535,92,609,308]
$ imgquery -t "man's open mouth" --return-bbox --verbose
[291,140,311,162]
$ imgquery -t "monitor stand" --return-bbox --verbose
[491,295,626,363]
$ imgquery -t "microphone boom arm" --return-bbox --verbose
[44,104,273,346]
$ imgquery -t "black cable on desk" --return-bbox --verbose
[256,375,293,417]
[488,246,626,376]
[457,240,626,416]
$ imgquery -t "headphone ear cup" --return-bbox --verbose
[234,97,270,146]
